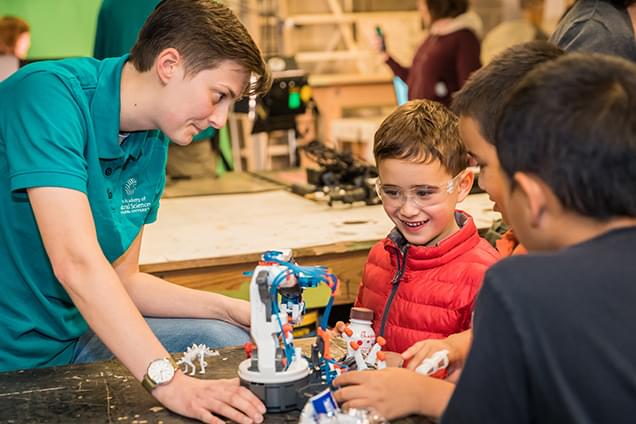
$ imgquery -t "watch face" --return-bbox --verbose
[147,358,175,384]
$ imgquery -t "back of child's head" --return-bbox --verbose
[129,0,270,97]
[374,99,468,176]
[452,41,563,146]
[497,53,636,219]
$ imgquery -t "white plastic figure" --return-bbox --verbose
[177,343,220,375]
[415,349,449,376]
[196,344,220,374]
[375,351,387,370]
[365,336,386,367]
[349,340,368,371]
[177,345,197,375]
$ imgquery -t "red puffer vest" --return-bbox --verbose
[354,211,499,353]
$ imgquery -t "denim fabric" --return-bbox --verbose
[72,317,250,364]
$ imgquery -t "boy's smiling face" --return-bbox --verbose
[377,158,471,246]
[459,116,510,222]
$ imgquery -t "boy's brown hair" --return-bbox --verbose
[374,99,468,176]
[129,0,271,97]
[0,16,29,55]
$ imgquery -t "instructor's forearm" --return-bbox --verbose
[60,260,169,381]
[121,271,242,321]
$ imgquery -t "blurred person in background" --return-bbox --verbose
[0,16,30,81]
[550,0,636,61]
[481,0,547,64]
[373,0,482,107]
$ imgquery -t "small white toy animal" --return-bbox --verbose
[177,343,220,375]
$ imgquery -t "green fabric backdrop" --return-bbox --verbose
[0,0,101,58]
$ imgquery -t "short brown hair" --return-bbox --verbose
[374,99,468,175]
[129,0,271,97]
[0,16,29,55]
[425,0,469,21]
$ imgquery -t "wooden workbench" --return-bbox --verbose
[139,190,500,306]
[0,339,435,423]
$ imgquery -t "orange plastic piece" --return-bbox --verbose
[244,342,255,358]
[317,328,332,359]
[376,351,386,361]
[376,336,387,346]
[344,327,353,337]
[349,340,360,350]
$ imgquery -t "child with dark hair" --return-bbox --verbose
[334,42,563,420]
[453,41,564,257]
[550,0,636,61]
[374,0,482,106]
[444,52,636,423]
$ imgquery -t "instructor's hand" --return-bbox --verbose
[154,371,266,424]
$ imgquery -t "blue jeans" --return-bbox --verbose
[72,317,250,364]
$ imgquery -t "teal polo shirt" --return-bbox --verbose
[0,55,168,371]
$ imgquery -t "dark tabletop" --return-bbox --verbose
[0,342,435,423]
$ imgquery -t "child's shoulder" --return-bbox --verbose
[460,237,500,264]
[452,213,501,264]
[448,237,500,277]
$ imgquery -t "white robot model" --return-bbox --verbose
[238,249,338,412]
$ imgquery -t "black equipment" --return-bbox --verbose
[292,140,379,206]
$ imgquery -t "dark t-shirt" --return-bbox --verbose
[550,0,636,62]
[442,226,636,424]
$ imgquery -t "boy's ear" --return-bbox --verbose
[512,172,549,228]
[155,48,182,85]
[455,169,474,203]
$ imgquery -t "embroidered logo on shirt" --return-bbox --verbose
[124,178,137,196]
[120,177,151,216]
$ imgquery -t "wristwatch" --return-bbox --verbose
[141,357,178,393]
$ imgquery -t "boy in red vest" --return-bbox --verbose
[353,99,499,355]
